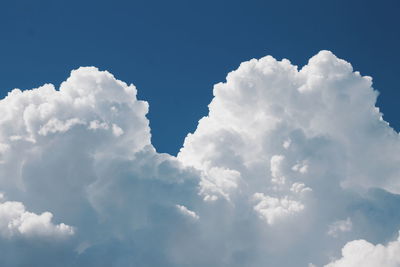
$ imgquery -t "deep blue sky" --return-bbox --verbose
[0,0,399,155]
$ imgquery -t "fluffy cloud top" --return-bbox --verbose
[326,233,400,267]
[0,51,400,266]
[0,194,74,238]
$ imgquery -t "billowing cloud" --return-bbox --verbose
[0,51,400,266]
[325,233,400,267]
[176,204,199,220]
[0,193,74,238]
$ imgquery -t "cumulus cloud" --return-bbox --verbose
[176,204,199,220]
[325,233,400,267]
[38,118,85,136]
[252,192,304,225]
[270,155,286,185]
[0,51,400,266]
[178,50,400,265]
[0,195,74,238]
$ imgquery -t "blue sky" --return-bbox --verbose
[0,0,399,155]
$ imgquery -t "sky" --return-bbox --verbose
[0,0,399,155]
[2,1,400,267]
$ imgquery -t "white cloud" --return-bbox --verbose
[0,52,400,266]
[112,123,124,137]
[292,161,308,174]
[177,50,400,265]
[0,66,202,266]
[178,50,400,197]
[198,166,241,201]
[88,120,109,130]
[283,138,291,149]
[38,118,85,136]
[0,198,74,238]
[325,233,400,267]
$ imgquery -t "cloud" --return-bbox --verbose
[327,218,352,237]
[38,118,85,136]
[270,155,286,185]
[0,51,400,266]
[252,192,304,225]
[178,50,400,265]
[176,204,199,220]
[325,233,400,267]
[0,194,74,238]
